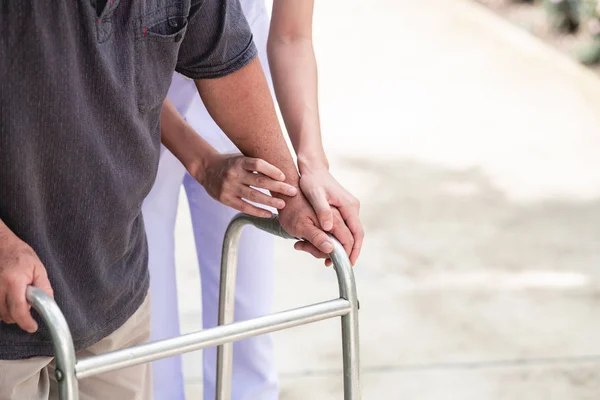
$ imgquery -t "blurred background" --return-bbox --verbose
[173,0,600,398]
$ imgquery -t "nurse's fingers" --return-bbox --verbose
[242,158,285,181]
[328,208,354,261]
[237,186,285,210]
[242,172,297,197]
[338,205,364,265]
[227,197,273,219]
[303,187,334,232]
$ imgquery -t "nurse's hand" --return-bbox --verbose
[0,222,54,334]
[298,163,363,266]
[197,153,298,218]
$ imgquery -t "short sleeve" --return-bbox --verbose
[176,0,258,79]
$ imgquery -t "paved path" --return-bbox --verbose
[174,0,600,398]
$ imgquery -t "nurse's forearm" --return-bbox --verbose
[160,99,219,180]
[194,57,300,187]
[268,0,328,171]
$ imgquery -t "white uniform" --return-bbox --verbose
[141,2,278,399]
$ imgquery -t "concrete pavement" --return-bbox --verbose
[174,0,600,398]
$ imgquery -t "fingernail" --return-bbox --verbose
[323,221,333,231]
[287,187,297,196]
[279,173,286,181]
[321,241,333,253]
[277,200,285,209]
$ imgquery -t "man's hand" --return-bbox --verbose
[293,206,356,267]
[277,191,356,267]
[0,225,53,333]
[298,163,364,265]
[277,192,334,257]
[196,152,298,218]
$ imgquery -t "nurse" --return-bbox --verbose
[143,1,364,399]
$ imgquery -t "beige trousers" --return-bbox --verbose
[0,294,152,400]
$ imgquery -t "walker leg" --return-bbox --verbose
[330,239,361,399]
[215,215,361,400]
[27,286,79,400]
[214,217,244,400]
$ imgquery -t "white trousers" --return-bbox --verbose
[142,5,278,400]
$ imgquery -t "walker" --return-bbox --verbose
[27,214,361,399]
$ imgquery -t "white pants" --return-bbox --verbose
[142,4,278,400]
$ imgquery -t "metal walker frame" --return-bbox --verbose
[27,214,361,400]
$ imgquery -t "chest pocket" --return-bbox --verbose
[134,3,188,113]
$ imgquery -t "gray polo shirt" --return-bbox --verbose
[0,0,257,359]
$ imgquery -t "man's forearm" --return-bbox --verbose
[194,58,300,189]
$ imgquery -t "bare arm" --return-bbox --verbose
[194,58,298,188]
[194,58,334,255]
[268,0,326,169]
[160,99,297,217]
[268,0,364,264]
[160,99,218,179]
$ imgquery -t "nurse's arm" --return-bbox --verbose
[194,57,334,256]
[268,0,363,264]
[160,99,297,217]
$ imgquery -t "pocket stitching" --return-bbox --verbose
[143,19,188,43]
[133,2,188,112]
[135,4,186,39]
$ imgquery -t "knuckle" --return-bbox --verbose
[347,234,355,245]
[240,202,251,213]
[255,176,266,186]
[225,168,238,180]
[357,227,365,240]
[2,273,20,287]
[308,231,322,243]
[37,266,50,280]
[217,192,229,203]
[250,159,261,170]
[243,158,255,170]
[247,190,258,201]
[333,210,343,222]
[271,197,283,207]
